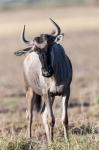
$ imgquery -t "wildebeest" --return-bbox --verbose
[14,18,73,143]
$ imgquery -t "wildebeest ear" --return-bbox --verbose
[14,47,32,56]
[55,33,64,43]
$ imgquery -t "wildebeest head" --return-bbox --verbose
[14,18,64,77]
[14,18,64,55]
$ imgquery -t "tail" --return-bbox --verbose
[33,94,45,113]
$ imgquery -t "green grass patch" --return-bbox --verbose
[0,137,40,150]
[0,135,99,150]
[96,98,99,105]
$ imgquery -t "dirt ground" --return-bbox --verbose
[0,6,99,148]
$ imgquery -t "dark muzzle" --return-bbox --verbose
[38,51,54,78]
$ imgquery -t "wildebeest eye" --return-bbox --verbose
[34,36,46,44]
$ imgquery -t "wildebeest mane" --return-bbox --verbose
[50,44,72,85]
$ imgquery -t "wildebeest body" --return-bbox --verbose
[23,43,72,96]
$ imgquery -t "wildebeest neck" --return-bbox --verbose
[50,44,72,85]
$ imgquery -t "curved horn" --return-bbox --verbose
[50,18,61,36]
[22,25,29,44]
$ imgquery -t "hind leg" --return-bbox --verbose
[26,87,33,138]
[61,87,70,142]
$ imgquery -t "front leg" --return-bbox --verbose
[48,94,55,142]
[61,87,70,142]
[42,91,55,143]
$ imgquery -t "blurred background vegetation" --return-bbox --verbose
[0,0,99,10]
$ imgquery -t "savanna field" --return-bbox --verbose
[0,7,99,150]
